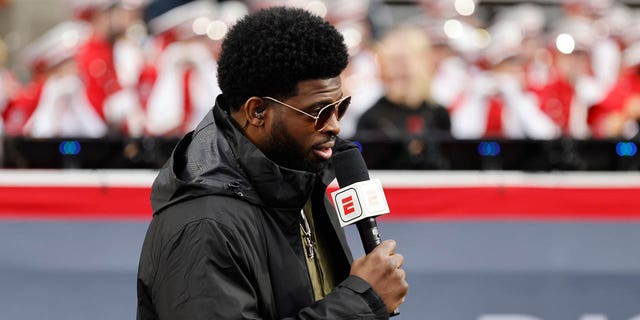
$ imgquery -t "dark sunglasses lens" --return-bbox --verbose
[336,97,350,120]
[315,97,351,130]
[316,106,335,130]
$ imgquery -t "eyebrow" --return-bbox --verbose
[307,95,344,109]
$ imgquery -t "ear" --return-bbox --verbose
[244,96,267,127]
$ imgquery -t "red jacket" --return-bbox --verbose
[2,76,45,136]
[589,68,640,137]
[76,35,122,120]
[535,76,574,135]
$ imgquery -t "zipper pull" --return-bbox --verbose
[300,209,315,259]
[303,235,315,259]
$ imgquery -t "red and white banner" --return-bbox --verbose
[1,170,640,220]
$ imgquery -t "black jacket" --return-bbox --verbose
[355,96,451,140]
[354,97,452,169]
[137,96,388,320]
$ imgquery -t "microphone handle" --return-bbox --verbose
[356,217,400,317]
[356,217,382,254]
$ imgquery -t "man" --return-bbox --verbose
[589,42,640,138]
[4,21,107,137]
[21,21,107,138]
[74,0,146,136]
[355,26,451,169]
[144,0,223,136]
[0,38,26,135]
[0,38,21,134]
[137,7,408,320]
[535,19,603,138]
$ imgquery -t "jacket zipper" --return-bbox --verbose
[300,209,316,259]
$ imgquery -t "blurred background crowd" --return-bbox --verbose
[1,0,640,142]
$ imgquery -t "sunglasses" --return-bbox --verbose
[262,96,351,132]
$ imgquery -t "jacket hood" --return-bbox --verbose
[150,96,345,215]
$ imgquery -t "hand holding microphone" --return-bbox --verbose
[350,240,407,314]
[332,146,408,315]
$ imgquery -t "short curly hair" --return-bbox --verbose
[217,7,349,110]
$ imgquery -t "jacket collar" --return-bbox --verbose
[151,95,338,215]
[213,96,331,211]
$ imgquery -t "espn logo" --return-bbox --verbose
[341,195,356,215]
[361,183,387,213]
[331,179,390,227]
[334,189,363,224]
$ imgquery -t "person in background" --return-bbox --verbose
[326,0,384,139]
[0,38,21,134]
[415,0,487,111]
[137,7,407,319]
[589,43,640,139]
[534,19,603,138]
[112,0,149,113]
[494,3,551,92]
[561,0,622,93]
[587,7,640,139]
[425,18,473,110]
[143,0,237,136]
[450,20,559,140]
[2,62,44,137]
[355,26,450,168]
[20,22,107,138]
[74,0,146,136]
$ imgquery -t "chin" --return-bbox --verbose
[304,157,329,173]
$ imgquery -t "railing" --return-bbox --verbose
[1,136,638,170]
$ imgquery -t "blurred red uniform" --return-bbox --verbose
[2,76,43,136]
[15,22,108,138]
[1,38,25,134]
[144,0,228,136]
[72,0,146,136]
[76,35,122,121]
[450,20,559,139]
[0,67,19,109]
[589,67,640,138]
[534,58,599,138]
[532,17,612,138]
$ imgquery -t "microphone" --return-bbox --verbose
[332,147,389,254]
[332,146,400,317]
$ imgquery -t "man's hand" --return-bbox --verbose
[350,239,408,313]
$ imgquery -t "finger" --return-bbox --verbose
[385,254,403,272]
[401,278,409,296]
[386,256,398,271]
[397,267,407,281]
[376,239,396,255]
[394,253,404,268]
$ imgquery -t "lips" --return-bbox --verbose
[312,140,335,160]
[314,140,335,150]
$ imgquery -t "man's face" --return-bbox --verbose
[261,77,343,172]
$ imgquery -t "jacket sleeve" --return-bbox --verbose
[152,219,388,320]
[292,275,389,320]
[153,218,271,320]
